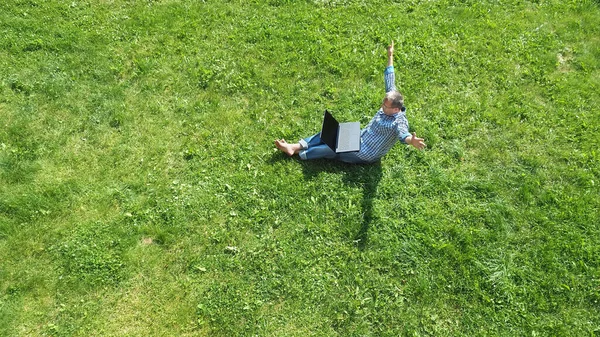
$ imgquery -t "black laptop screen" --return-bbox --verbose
[320,110,339,151]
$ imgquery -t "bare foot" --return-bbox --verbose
[275,139,298,156]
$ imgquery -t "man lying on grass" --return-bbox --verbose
[275,41,426,164]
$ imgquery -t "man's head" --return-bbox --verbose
[381,91,405,115]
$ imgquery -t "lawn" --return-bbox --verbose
[1,0,599,336]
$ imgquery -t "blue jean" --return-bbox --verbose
[298,134,368,164]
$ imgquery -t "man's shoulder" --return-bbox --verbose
[393,112,408,120]
[393,113,409,127]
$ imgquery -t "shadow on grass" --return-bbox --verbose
[270,152,382,250]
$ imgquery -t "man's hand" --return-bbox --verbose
[408,132,426,150]
[387,40,394,57]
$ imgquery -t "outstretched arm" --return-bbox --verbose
[384,41,396,93]
[387,40,394,67]
[404,132,426,150]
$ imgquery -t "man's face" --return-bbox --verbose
[381,99,400,116]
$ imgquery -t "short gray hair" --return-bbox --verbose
[385,91,404,110]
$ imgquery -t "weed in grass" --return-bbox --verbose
[51,221,130,289]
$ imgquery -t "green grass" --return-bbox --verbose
[1,0,599,335]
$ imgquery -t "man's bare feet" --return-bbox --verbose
[275,139,300,156]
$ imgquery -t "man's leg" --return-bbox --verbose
[297,134,336,160]
[275,139,302,156]
[335,152,371,164]
[275,134,336,160]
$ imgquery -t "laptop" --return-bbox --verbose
[320,110,361,153]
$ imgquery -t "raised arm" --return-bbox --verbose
[387,40,394,67]
[384,41,396,93]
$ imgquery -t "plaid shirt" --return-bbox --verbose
[356,66,411,162]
